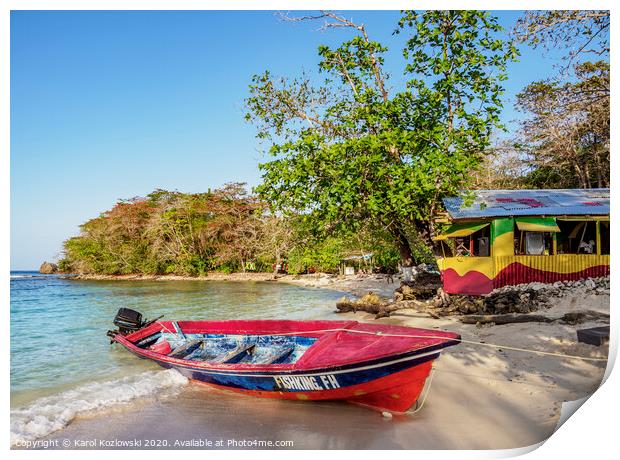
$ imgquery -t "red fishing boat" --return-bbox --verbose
[108,308,460,414]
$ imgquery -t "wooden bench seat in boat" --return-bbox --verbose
[259,347,294,365]
[169,339,203,358]
[211,344,256,364]
[182,343,296,364]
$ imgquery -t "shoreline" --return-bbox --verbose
[63,272,400,298]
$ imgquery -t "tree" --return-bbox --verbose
[256,214,295,274]
[206,183,266,272]
[470,139,533,190]
[514,10,609,70]
[283,217,403,274]
[246,11,517,268]
[60,184,267,275]
[515,61,609,189]
[479,10,612,191]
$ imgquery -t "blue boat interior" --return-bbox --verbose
[137,332,318,365]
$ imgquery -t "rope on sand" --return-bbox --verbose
[407,368,436,415]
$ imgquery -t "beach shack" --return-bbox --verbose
[340,253,374,275]
[434,189,610,295]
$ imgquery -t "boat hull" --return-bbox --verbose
[124,343,440,413]
[111,318,460,413]
[190,360,434,413]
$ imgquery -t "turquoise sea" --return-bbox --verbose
[10,271,345,444]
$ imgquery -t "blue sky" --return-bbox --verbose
[11,10,569,270]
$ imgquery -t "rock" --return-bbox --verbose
[457,301,471,314]
[400,284,414,298]
[430,276,610,319]
[395,272,442,301]
[39,261,58,274]
[359,272,610,322]
[417,262,440,274]
[414,271,442,285]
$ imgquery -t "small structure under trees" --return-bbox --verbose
[339,253,374,275]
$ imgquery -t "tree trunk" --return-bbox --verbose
[392,229,413,267]
[593,143,604,188]
[388,227,414,281]
[273,254,281,275]
[571,152,588,188]
[416,221,439,254]
[584,161,592,188]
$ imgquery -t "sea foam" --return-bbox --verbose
[10,369,188,446]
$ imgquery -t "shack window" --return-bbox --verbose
[514,218,558,255]
[515,228,554,255]
[556,220,598,254]
[600,221,610,255]
[451,226,490,257]
[472,225,490,256]
[434,222,490,257]
[454,237,471,256]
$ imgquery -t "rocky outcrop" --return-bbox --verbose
[431,277,610,316]
[39,261,58,274]
[337,276,610,321]
[394,271,442,301]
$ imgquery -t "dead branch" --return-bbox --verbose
[460,311,610,326]
[278,10,388,102]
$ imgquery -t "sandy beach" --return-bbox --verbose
[34,272,609,449]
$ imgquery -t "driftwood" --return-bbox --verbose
[560,311,610,324]
[336,294,429,319]
[460,314,554,325]
[460,310,610,326]
[336,276,611,325]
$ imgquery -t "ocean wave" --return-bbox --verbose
[10,369,188,446]
[11,275,39,279]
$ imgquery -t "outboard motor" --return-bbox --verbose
[112,307,145,335]
[107,308,164,342]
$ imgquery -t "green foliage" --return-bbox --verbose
[286,228,403,274]
[60,184,266,275]
[59,184,402,276]
[287,237,345,274]
[399,10,517,145]
[247,11,517,265]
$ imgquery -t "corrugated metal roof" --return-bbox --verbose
[443,189,610,220]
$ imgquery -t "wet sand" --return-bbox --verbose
[40,345,604,450]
